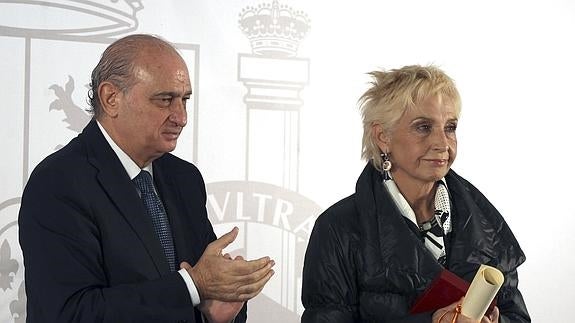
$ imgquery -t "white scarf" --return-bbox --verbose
[383,178,452,265]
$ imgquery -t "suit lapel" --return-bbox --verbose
[82,121,170,274]
[153,161,194,266]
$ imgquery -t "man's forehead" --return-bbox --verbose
[134,66,153,82]
[132,56,190,80]
[175,69,189,83]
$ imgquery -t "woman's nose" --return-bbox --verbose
[431,129,449,151]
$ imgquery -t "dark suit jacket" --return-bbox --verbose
[19,120,247,322]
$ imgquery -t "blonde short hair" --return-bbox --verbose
[359,65,461,171]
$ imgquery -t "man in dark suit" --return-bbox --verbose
[19,34,275,323]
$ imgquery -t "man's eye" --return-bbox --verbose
[154,97,173,107]
[181,97,189,109]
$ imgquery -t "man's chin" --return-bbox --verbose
[155,141,179,155]
[164,143,178,153]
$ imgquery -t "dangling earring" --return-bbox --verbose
[380,152,392,181]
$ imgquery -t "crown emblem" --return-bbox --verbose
[120,0,144,12]
[239,0,310,58]
[0,0,143,37]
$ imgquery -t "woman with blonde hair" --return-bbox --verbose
[301,65,530,322]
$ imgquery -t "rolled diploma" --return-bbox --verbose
[460,264,504,320]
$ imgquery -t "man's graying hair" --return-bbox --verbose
[88,34,178,118]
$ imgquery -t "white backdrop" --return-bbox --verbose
[1,0,574,322]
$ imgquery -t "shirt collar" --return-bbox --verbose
[96,121,153,180]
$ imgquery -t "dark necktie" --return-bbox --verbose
[133,170,177,271]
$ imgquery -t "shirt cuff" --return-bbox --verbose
[178,268,201,306]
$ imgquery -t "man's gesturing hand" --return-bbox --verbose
[184,227,275,302]
[180,259,244,323]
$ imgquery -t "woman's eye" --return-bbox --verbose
[416,124,432,133]
[445,124,457,133]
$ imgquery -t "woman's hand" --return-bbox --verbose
[432,298,499,323]
[483,306,499,323]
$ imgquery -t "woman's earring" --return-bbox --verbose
[380,152,392,181]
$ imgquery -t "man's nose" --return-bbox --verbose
[169,100,187,127]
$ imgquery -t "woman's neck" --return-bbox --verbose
[393,176,437,225]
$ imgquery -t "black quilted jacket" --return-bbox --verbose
[302,164,530,322]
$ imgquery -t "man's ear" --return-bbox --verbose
[98,82,121,118]
[372,123,390,152]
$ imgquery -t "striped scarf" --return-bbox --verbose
[383,178,452,265]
